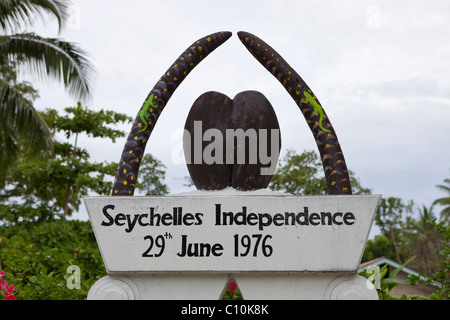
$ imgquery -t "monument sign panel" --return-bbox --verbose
[85,192,380,273]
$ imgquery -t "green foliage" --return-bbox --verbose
[42,103,130,142]
[0,104,132,217]
[363,192,449,299]
[2,32,94,101]
[374,197,414,263]
[363,235,397,262]
[369,197,445,275]
[0,217,105,300]
[403,205,443,274]
[0,103,170,299]
[405,220,449,300]
[269,149,326,195]
[135,154,169,196]
[221,280,243,300]
[0,53,51,179]
[433,175,450,223]
[359,257,427,300]
[268,149,371,195]
[0,0,69,32]
[432,221,450,299]
[0,0,95,102]
[222,287,243,300]
[0,0,95,180]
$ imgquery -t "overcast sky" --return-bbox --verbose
[29,0,450,227]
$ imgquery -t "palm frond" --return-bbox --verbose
[0,32,95,102]
[0,115,19,181]
[0,0,68,32]
[0,77,53,157]
[433,177,450,223]
[435,179,450,193]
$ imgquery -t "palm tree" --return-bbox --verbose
[405,205,443,274]
[0,0,95,179]
[433,177,450,223]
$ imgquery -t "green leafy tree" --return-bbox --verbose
[0,217,106,300]
[0,104,132,217]
[0,49,46,181]
[0,0,95,179]
[375,197,414,264]
[406,220,450,300]
[362,234,397,262]
[135,154,169,196]
[0,104,169,299]
[404,205,443,274]
[268,149,371,195]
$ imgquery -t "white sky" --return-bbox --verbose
[28,0,450,227]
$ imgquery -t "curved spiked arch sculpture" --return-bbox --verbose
[112,31,352,196]
[237,32,352,195]
[111,31,232,196]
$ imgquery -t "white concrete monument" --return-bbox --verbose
[86,31,381,300]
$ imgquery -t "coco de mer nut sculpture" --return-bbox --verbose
[111,31,351,196]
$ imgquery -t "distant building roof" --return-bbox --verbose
[359,256,442,293]
[358,256,420,277]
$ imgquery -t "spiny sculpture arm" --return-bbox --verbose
[237,31,352,195]
[112,31,232,196]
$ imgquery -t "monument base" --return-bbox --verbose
[87,273,378,300]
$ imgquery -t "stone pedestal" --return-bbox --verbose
[87,273,378,300]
